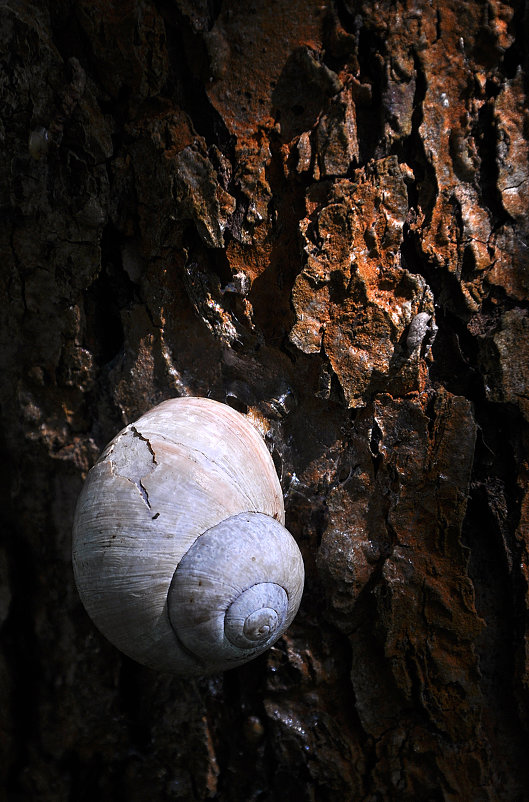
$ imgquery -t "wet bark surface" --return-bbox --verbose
[1,1,528,799]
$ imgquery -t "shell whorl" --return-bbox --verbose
[72,397,304,675]
[168,512,303,671]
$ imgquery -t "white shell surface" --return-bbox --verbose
[168,511,304,672]
[72,397,303,674]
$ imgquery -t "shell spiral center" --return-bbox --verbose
[224,582,287,649]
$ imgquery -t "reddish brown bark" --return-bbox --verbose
[1,0,529,799]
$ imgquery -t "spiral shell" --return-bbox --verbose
[72,397,304,675]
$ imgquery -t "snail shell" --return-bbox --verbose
[72,397,304,675]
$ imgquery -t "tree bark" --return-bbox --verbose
[1,0,529,799]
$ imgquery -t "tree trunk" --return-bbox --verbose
[2,1,529,799]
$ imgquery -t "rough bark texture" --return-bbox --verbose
[1,0,529,799]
